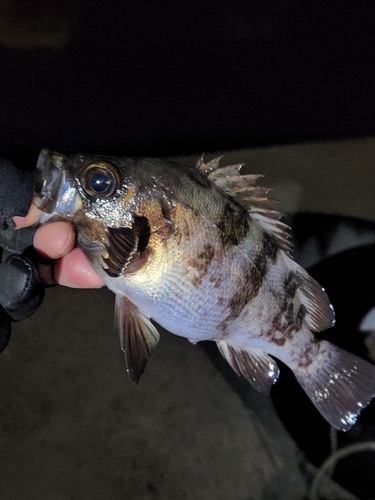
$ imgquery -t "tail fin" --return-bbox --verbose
[292,341,375,431]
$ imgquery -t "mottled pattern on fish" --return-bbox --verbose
[36,149,375,431]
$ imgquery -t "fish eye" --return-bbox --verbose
[81,162,120,199]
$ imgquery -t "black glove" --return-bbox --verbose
[0,159,45,352]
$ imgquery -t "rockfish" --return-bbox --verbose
[35,149,375,431]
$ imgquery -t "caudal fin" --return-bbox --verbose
[292,341,375,431]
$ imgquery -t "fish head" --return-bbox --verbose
[37,149,123,237]
[37,150,170,277]
[37,148,129,217]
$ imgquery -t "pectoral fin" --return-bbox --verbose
[103,217,151,278]
[217,340,280,393]
[103,227,138,277]
[115,295,160,385]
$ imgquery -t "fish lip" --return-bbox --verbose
[35,149,81,222]
[36,149,68,210]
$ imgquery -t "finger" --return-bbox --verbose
[33,222,76,259]
[55,247,104,289]
[13,200,42,228]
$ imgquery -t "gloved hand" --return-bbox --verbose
[0,158,45,352]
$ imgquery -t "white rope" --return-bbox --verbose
[309,441,375,500]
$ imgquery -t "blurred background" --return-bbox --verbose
[1,2,375,499]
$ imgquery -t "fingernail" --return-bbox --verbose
[60,228,75,256]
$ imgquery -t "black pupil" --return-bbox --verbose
[89,171,110,193]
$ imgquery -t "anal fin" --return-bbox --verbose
[217,340,280,393]
[115,295,160,385]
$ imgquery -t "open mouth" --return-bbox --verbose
[35,149,81,222]
[35,149,67,210]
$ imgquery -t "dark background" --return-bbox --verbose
[1,1,375,163]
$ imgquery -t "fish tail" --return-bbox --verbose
[290,340,375,431]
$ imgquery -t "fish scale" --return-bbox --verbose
[36,149,375,431]
[122,220,237,340]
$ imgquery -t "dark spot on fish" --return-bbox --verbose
[219,234,290,335]
[223,201,249,245]
[216,201,250,247]
[172,210,191,244]
[296,339,321,369]
[189,243,215,287]
[269,313,288,347]
[209,274,222,288]
[262,234,278,263]
[189,244,215,271]
[284,271,297,299]
[284,302,295,326]
[191,276,201,287]
[199,244,215,262]
[219,234,277,331]
[224,260,266,325]
[295,304,307,330]
[253,239,269,277]
[223,202,235,218]
[185,167,211,188]
[267,300,308,347]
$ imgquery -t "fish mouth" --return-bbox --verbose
[35,149,82,223]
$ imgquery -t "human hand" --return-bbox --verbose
[0,157,103,354]
[14,205,104,289]
[0,158,42,351]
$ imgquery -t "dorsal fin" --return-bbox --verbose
[196,155,292,253]
[196,154,224,176]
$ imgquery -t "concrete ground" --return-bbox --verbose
[1,137,375,499]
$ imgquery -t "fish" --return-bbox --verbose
[35,148,375,431]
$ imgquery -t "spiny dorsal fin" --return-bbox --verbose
[196,154,224,176]
[196,155,292,252]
